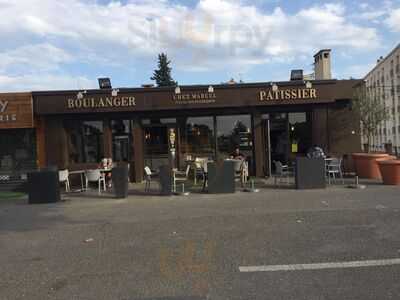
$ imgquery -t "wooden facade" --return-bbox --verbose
[0,93,34,129]
[27,79,362,181]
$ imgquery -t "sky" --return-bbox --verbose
[0,0,399,92]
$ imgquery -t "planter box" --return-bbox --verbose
[159,165,172,196]
[112,165,129,198]
[352,153,395,180]
[378,160,400,185]
[27,170,60,204]
[207,161,235,194]
[295,157,326,189]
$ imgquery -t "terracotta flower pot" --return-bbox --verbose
[352,153,393,180]
[378,160,400,185]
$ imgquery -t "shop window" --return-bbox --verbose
[216,115,253,169]
[111,120,132,162]
[65,120,104,164]
[0,129,36,171]
[289,112,312,155]
[180,116,215,161]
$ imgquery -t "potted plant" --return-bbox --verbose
[378,159,400,185]
[352,85,391,179]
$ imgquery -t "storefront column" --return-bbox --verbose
[103,119,112,158]
[312,107,329,153]
[132,118,144,183]
[45,118,68,169]
[253,113,265,177]
[35,117,47,169]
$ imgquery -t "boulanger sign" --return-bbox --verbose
[67,96,136,109]
[259,88,317,101]
[0,93,34,129]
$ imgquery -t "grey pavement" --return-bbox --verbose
[1,181,400,299]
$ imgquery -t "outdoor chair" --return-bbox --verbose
[173,164,191,193]
[144,166,157,192]
[85,169,106,194]
[232,159,248,186]
[273,161,293,186]
[58,169,70,192]
[193,157,206,185]
[326,157,344,185]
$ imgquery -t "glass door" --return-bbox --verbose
[111,120,131,163]
[262,118,271,177]
[143,119,178,170]
[269,113,289,166]
[111,120,132,162]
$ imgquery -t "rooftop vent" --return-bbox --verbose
[290,69,304,81]
[141,84,154,88]
[98,78,112,89]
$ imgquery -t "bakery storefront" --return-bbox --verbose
[0,93,40,174]
[33,79,361,182]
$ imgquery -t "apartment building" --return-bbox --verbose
[364,44,400,154]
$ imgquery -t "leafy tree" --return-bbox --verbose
[353,85,390,152]
[151,53,177,87]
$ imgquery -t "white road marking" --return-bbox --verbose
[239,258,400,273]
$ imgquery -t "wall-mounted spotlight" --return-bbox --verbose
[208,85,214,93]
[111,88,119,97]
[271,83,279,92]
[175,86,181,94]
[77,90,87,100]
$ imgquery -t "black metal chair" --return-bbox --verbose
[273,161,293,186]
[144,166,155,192]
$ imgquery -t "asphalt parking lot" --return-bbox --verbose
[1,182,400,299]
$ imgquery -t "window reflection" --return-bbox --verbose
[111,120,131,162]
[217,115,253,170]
[180,116,215,161]
[65,120,104,164]
[289,112,312,156]
[0,129,36,171]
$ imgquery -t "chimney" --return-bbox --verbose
[314,49,332,80]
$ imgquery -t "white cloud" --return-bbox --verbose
[0,74,97,92]
[0,43,73,73]
[386,8,400,31]
[339,63,376,80]
[0,0,382,89]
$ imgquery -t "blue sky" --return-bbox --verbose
[0,0,399,92]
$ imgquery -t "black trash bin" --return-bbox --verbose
[28,169,61,204]
[295,157,326,189]
[159,165,172,196]
[207,161,235,194]
[112,165,129,198]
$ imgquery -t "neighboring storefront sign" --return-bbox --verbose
[259,88,317,101]
[0,93,34,129]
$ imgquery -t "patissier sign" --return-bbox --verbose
[259,88,317,101]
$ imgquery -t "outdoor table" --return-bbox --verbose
[69,170,86,192]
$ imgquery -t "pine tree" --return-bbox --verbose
[151,53,177,87]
